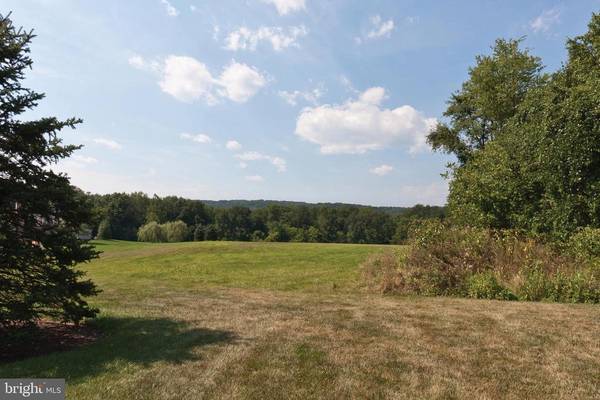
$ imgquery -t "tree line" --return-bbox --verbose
[87,192,445,244]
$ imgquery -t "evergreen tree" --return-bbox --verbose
[0,14,99,327]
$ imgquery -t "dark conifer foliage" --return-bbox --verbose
[0,14,98,327]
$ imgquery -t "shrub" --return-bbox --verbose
[362,220,600,303]
[360,251,404,293]
[402,220,495,296]
[467,272,516,300]
[163,220,189,242]
[568,227,600,267]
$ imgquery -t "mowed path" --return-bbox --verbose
[2,241,599,399]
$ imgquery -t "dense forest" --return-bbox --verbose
[85,192,445,244]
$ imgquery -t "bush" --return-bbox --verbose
[137,221,166,242]
[360,251,404,293]
[467,272,516,300]
[568,227,600,267]
[402,220,495,296]
[362,220,600,303]
[163,220,189,242]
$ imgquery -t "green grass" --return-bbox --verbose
[89,239,391,293]
[1,240,599,399]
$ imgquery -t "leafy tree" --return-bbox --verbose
[0,14,98,327]
[137,221,165,242]
[448,14,600,239]
[163,221,189,242]
[96,218,112,239]
[204,224,219,241]
[266,222,291,242]
[193,224,205,241]
[427,38,544,165]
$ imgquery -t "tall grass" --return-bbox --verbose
[361,220,600,303]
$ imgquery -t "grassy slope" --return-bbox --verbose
[1,240,599,400]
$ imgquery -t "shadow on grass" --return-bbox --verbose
[0,316,235,382]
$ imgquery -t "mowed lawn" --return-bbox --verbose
[2,241,599,400]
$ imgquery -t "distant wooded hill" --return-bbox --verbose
[200,199,439,216]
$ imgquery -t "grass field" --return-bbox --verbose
[2,240,599,399]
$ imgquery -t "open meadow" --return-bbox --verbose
[1,240,599,400]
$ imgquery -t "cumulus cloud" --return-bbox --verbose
[159,56,218,104]
[180,133,212,143]
[530,8,560,33]
[370,164,393,176]
[160,0,179,17]
[217,62,267,103]
[245,175,264,182]
[131,55,267,104]
[226,140,242,151]
[295,87,436,155]
[278,84,324,106]
[225,25,307,52]
[262,0,305,15]
[235,151,287,172]
[93,138,122,150]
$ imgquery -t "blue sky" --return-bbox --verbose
[6,0,599,206]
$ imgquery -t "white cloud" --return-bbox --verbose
[225,25,307,52]
[262,0,305,15]
[359,86,386,105]
[217,62,267,103]
[278,84,324,106]
[73,155,98,164]
[93,138,122,150]
[128,54,161,72]
[180,133,212,143]
[370,164,393,176]
[357,15,394,43]
[159,55,218,104]
[245,175,264,182]
[295,87,436,155]
[160,0,179,17]
[239,162,248,169]
[128,55,145,69]
[367,15,395,39]
[235,151,287,172]
[226,140,242,151]
[135,55,266,104]
[530,8,560,33]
